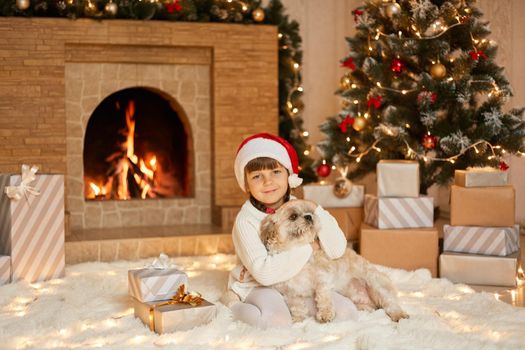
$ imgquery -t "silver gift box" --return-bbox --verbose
[454,169,508,187]
[134,297,217,333]
[377,160,419,198]
[303,183,364,207]
[439,251,520,287]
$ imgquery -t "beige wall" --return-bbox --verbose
[281,0,525,222]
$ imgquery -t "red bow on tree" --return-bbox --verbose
[339,115,355,133]
[352,9,364,22]
[165,0,182,13]
[341,57,356,70]
[367,95,382,109]
[469,50,487,60]
[499,161,509,171]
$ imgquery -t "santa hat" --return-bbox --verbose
[234,133,303,192]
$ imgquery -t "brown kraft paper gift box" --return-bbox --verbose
[450,185,515,227]
[360,224,439,277]
[326,207,363,241]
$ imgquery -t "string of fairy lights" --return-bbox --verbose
[321,0,525,172]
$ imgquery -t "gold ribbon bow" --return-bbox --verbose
[5,165,40,202]
[148,284,204,331]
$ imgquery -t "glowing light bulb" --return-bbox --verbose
[356,157,361,163]
[302,131,309,137]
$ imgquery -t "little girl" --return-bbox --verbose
[226,133,359,328]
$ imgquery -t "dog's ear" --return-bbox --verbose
[260,216,279,251]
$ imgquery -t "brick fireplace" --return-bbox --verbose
[0,18,278,260]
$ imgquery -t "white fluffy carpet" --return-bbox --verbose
[1,254,524,350]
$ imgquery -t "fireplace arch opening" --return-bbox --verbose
[83,87,193,200]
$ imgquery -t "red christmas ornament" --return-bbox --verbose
[338,115,355,133]
[316,163,332,178]
[421,133,438,150]
[468,50,487,60]
[165,0,182,13]
[352,8,364,22]
[367,95,382,109]
[459,15,469,24]
[341,57,356,70]
[390,58,404,73]
[499,161,509,171]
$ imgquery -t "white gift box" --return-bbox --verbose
[377,160,420,197]
[128,267,188,302]
[454,168,508,187]
[0,168,65,283]
[439,251,520,287]
[443,225,520,256]
[364,194,433,229]
[302,183,364,207]
[0,255,10,285]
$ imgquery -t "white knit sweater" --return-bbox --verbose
[228,199,347,301]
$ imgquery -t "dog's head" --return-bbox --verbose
[260,199,320,253]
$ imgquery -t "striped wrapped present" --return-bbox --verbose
[0,255,10,285]
[364,194,433,229]
[444,225,520,256]
[0,166,65,283]
[129,267,188,302]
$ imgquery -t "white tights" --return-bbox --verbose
[230,287,359,329]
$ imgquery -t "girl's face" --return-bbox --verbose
[246,163,289,209]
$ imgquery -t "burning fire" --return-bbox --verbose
[86,100,159,200]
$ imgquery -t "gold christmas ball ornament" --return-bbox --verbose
[352,116,366,131]
[333,177,353,199]
[104,1,118,15]
[340,75,352,90]
[430,62,447,80]
[16,0,30,10]
[385,2,401,18]
[252,8,265,22]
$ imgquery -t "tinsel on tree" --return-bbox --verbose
[0,0,315,182]
[317,0,525,194]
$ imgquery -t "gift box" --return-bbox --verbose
[326,207,363,241]
[443,224,520,256]
[454,168,508,187]
[0,166,65,283]
[377,160,419,198]
[129,267,188,302]
[450,185,515,227]
[0,256,10,285]
[360,224,439,277]
[364,194,433,229]
[302,183,364,208]
[134,296,216,333]
[439,251,520,287]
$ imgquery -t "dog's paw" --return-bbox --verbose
[316,308,335,323]
[386,308,409,322]
[291,313,307,323]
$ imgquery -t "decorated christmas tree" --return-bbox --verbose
[317,0,525,194]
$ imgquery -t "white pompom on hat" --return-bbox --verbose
[234,133,303,192]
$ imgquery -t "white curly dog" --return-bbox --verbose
[260,199,409,323]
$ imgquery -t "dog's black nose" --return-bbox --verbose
[304,214,313,222]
